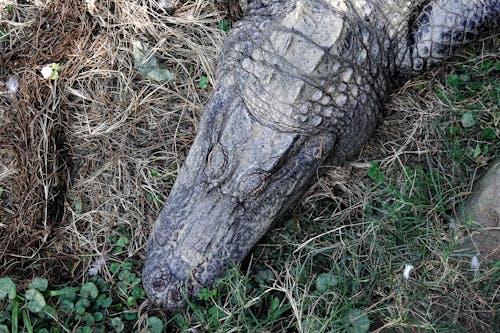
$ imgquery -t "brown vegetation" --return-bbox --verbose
[1,0,228,282]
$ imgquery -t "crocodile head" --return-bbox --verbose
[142,79,337,310]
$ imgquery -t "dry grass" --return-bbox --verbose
[0,0,498,331]
[0,0,228,281]
[1,0,91,280]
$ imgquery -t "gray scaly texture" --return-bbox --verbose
[143,0,499,311]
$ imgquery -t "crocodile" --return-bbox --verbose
[143,0,500,311]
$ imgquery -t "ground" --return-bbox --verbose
[0,1,499,332]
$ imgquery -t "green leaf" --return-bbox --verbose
[111,318,124,332]
[25,289,46,313]
[131,287,144,300]
[38,305,55,320]
[446,74,460,85]
[60,299,74,312]
[93,312,104,322]
[81,312,94,324]
[113,246,124,255]
[95,294,106,307]
[117,282,128,298]
[199,76,209,89]
[132,40,174,82]
[78,298,91,307]
[73,199,82,215]
[126,296,136,307]
[116,237,129,248]
[207,306,220,326]
[90,276,108,293]
[122,262,133,271]
[96,294,113,308]
[482,127,496,140]
[131,277,141,286]
[93,325,106,333]
[197,288,217,301]
[145,68,175,81]
[123,312,137,321]
[109,262,121,274]
[472,144,482,158]
[270,296,280,312]
[0,187,4,196]
[0,310,9,323]
[29,278,48,292]
[76,326,91,333]
[448,125,460,136]
[118,270,134,283]
[0,324,9,333]
[315,273,338,293]
[415,82,426,91]
[255,268,274,285]
[75,298,91,315]
[80,282,99,299]
[459,73,471,82]
[173,313,186,329]
[217,19,231,32]
[461,111,476,128]
[3,4,13,13]
[147,316,164,333]
[0,28,9,41]
[0,277,16,300]
[44,305,56,316]
[367,161,383,183]
[344,309,370,333]
[301,317,321,332]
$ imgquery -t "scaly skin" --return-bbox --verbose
[143,0,499,311]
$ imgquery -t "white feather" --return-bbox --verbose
[403,264,414,280]
[470,254,480,271]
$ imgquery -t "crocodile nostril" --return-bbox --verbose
[152,278,167,292]
[167,286,182,302]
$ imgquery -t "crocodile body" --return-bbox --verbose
[143,0,500,311]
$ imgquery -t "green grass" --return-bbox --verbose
[0,230,162,333]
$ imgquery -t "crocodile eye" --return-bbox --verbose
[207,145,227,178]
[238,171,267,196]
